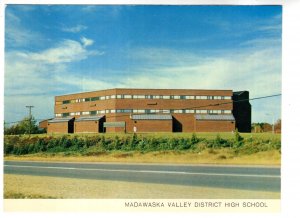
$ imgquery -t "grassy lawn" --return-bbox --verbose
[4,174,280,199]
[4,149,281,165]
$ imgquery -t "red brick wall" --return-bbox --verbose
[39,120,48,129]
[74,121,99,133]
[195,120,235,132]
[54,88,233,115]
[131,120,172,133]
[52,89,236,133]
[48,122,69,133]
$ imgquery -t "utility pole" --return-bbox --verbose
[26,106,34,136]
[266,113,275,134]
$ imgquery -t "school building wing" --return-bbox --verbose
[42,88,251,133]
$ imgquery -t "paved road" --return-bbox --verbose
[4,161,280,192]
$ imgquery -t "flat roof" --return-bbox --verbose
[131,114,172,120]
[75,115,105,122]
[48,117,74,123]
[195,114,235,121]
[55,88,234,98]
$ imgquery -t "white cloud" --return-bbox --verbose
[62,25,87,33]
[5,10,41,47]
[4,37,103,122]
[7,38,98,65]
[30,39,91,63]
[80,37,94,48]
[48,43,281,123]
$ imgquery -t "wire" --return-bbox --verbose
[4,93,281,125]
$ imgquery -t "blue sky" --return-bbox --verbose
[4,5,282,124]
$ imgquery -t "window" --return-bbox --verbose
[70,99,76,103]
[145,95,153,99]
[116,109,132,113]
[124,95,132,99]
[82,111,89,115]
[75,112,80,115]
[207,96,214,100]
[153,95,160,99]
[75,99,80,103]
[55,113,62,117]
[224,96,231,100]
[150,109,159,113]
[62,113,70,117]
[214,96,222,100]
[196,110,206,114]
[90,111,97,115]
[208,110,220,114]
[105,109,110,113]
[162,95,170,99]
[185,110,195,113]
[70,112,75,116]
[212,110,218,114]
[97,110,105,114]
[91,97,99,101]
[133,109,145,113]
[105,96,110,100]
[116,95,122,99]
[100,96,105,100]
[85,98,91,102]
[196,96,206,100]
[62,100,70,104]
[162,109,170,113]
[133,95,145,99]
[174,109,183,113]
[180,96,186,100]
[145,109,151,114]
[124,109,132,113]
[223,110,232,114]
[111,95,116,99]
[173,95,180,99]
[110,109,115,113]
[186,96,195,100]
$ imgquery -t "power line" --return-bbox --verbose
[25,106,34,137]
[4,93,281,125]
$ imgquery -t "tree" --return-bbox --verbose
[274,119,281,133]
[4,116,40,135]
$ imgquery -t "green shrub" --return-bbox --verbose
[129,133,138,150]
[3,133,281,156]
[233,129,244,148]
[191,133,199,144]
[4,142,14,155]
[113,135,122,150]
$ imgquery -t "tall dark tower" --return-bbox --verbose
[233,91,251,132]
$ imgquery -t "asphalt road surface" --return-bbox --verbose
[4,161,280,192]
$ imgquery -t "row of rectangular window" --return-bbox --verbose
[56,110,232,117]
[58,95,232,104]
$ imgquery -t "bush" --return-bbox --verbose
[3,133,281,156]
[233,129,244,148]
[206,135,230,148]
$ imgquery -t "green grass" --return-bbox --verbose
[4,132,281,165]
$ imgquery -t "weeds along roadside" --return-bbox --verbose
[4,131,281,157]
